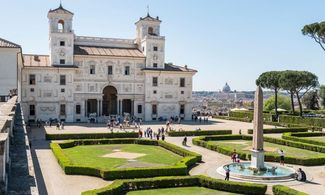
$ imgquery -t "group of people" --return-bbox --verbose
[192,114,210,123]
[138,127,166,141]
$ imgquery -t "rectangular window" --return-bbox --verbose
[153,90,157,94]
[180,78,185,87]
[180,104,185,115]
[124,66,130,75]
[60,75,66,85]
[108,66,113,75]
[152,104,157,115]
[60,41,65,46]
[181,90,184,94]
[153,63,158,68]
[29,74,36,85]
[76,105,81,114]
[90,65,96,74]
[30,88,34,92]
[60,59,65,65]
[60,104,66,116]
[29,105,35,116]
[152,77,158,87]
[61,88,65,93]
[153,46,158,51]
[137,105,142,114]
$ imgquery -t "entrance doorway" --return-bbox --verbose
[102,86,117,115]
[87,99,97,115]
[122,99,132,114]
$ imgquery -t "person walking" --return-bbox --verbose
[225,165,230,181]
[278,150,285,165]
[162,134,165,141]
[182,136,187,146]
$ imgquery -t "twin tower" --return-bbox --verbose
[47,4,166,69]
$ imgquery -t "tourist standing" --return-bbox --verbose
[60,121,64,130]
[182,136,187,146]
[225,165,230,181]
[56,122,60,130]
[278,150,285,165]
[162,134,165,141]
[296,168,306,182]
[231,149,237,163]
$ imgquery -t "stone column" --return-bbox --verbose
[120,99,123,115]
[250,85,265,170]
[84,100,87,117]
[131,100,134,116]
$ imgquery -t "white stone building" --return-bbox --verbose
[21,5,197,122]
[0,38,23,102]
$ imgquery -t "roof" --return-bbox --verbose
[48,4,73,15]
[23,55,50,67]
[74,45,145,58]
[0,38,20,48]
[142,63,197,73]
[136,13,161,24]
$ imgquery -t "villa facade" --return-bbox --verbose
[20,5,197,122]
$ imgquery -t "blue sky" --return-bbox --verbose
[1,0,325,91]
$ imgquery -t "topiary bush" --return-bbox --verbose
[272,185,309,195]
[46,132,138,140]
[168,130,232,136]
[51,138,202,180]
[82,175,267,195]
[247,127,308,134]
[282,132,325,147]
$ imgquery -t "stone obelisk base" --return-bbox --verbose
[250,149,266,171]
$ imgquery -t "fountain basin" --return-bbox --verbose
[217,162,296,181]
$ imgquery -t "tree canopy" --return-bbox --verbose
[320,85,325,109]
[302,22,325,52]
[264,95,291,112]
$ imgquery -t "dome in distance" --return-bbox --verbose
[222,82,231,93]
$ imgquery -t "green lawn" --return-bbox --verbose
[126,186,240,195]
[62,144,182,170]
[304,136,325,142]
[208,140,325,159]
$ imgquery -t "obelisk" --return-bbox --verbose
[250,85,265,170]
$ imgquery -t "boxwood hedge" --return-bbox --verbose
[82,175,267,195]
[279,115,325,128]
[46,132,138,140]
[212,115,252,122]
[51,138,202,180]
[192,135,325,165]
[272,185,309,195]
[247,127,308,134]
[167,130,232,136]
[282,132,325,147]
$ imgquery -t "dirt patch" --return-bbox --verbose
[118,161,165,168]
[102,152,146,159]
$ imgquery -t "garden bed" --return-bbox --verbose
[168,130,232,137]
[51,138,201,180]
[82,175,267,195]
[192,135,325,165]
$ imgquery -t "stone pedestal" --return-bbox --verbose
[250,149,265,170]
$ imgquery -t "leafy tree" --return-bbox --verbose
[320,85,325,108]
[264,95,291,112]
[256,71,281,117]
[302,90,320,110]
[302,22,325,52]
[280,71,319,116]
[279,70,296,113]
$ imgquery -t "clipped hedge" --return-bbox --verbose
[279,115,325,128]
[247,127,308,134]
[82,175,267,195]
[229,111,273,122]
[282,132,325,147]
[46,132,138,140]
[51,138,201,180]
[168,130,232,137]
[212,115,252,122]
[192,135,325,166]
[272,185,309,195]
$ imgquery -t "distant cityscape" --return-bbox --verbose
[192,82,286,115]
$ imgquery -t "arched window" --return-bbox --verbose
[58,20,64,32]
[148,27,154,35]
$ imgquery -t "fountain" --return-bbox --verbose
[216,86,296,181]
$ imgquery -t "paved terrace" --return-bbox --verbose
[30,118,324,195]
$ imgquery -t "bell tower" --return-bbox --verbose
[47,4,74,66]
[135,12,165,69]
